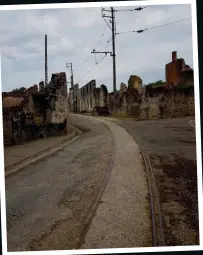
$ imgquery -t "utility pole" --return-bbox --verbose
[66,63,75,112]
[97,7,116,93]
[45,34,48,86]
[111,7,116,94]
[90,6,147,94]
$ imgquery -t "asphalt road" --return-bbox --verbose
[5,115,198,250]
[6,115,114,251]
[107,116,198,246]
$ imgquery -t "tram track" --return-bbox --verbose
[74,118,117,249]
[103,117,166,247]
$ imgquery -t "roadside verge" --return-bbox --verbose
[5,124,83,177]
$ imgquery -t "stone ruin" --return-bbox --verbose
[2,72,68,145]
[68,52,194,120]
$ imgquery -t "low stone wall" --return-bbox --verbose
[111,90,195,120]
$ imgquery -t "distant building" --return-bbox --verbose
[68,80,109,113]
[165,51,194,86]
[80,80,96,112]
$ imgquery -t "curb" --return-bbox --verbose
[5,125,83,178]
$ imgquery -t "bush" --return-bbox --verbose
[147,80,165,87]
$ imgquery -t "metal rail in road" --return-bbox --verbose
[104,118,166,247]
[137,139,165,246]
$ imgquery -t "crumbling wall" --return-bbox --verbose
[47,72,68,124]
[75,81,109,113]
[78,80,96,112]
[111,85,195,120]
[139,90,195,120]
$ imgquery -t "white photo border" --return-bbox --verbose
[0,0,202,255]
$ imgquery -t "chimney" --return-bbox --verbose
[172,51,177,62]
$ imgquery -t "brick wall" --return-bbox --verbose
[166,58,185,86]
[165,51,193,86]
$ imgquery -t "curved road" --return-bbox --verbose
[6,115,150,251]
[6,116,114,251]
[5,115,198,251]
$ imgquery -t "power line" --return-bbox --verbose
[94,26,108,49]
[70,16,100,71]
[115,6,148,12]
[99,5,147,93]
[79,17,99,48]
[75,27,111,82]
[78,55,107,86]
[101,7,112,31]
[116,17,191,35]
[75,31,111,79]
[76,6,146,88]
[76,54,107,84]
[104,36,113,51]
[74,22,109,78]
[101,7,117,93]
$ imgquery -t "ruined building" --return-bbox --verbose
[69,80,109,115]
[165,51,194,86]
[2,72,68,145]
[68,51,194,120]
[108,51,194,119]
[80,80,96,112]
[128,75,143,94]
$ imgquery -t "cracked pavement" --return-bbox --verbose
[6,115,114,251]
[5,114,150,251]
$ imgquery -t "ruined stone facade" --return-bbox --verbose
[69,80,108,113]
[110,82,194,120]
[80,80,96,112]
[45,72,68,124]
[108,52,194,119]
[139,86,194,120]
[2,72,68,145]
[68,51,194,120]
[128,75,143,94]
[165,51,194,86]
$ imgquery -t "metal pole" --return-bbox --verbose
[111,7,116,94]
[45,34,48,86]
[70,64,75,113]
[66,63,75,113]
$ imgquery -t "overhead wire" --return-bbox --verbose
[76,54,107,85]
[74,22,109,77]
[116,17,191,35]
[94,26,108,49]
[75,7,112,84]
[115,6,148,12]
[78,17,99,48]
[76,26,111,81]
[71,15,100,77]
[104,36,112,51]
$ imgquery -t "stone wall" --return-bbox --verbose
[79,80,96,112]
[139,91,194,120]
[69,80,108,113]
[46,72,68,124]
[112,85,195,120]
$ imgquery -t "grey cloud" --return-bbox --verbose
[0,3,193,93]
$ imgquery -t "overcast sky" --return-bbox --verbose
[0,3,193,93]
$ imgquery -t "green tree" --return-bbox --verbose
[12,87,26,93]
[148,80,165,87]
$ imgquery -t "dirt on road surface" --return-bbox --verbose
[6,116,114,251]
[5,114,151,251]
[106,116,199,246]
